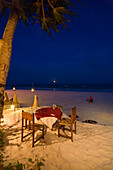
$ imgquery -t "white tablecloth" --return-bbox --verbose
[40,117,58,129]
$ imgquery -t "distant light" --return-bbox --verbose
[31,87,35,93]
[13,86,15,91]
[53,80,56,83]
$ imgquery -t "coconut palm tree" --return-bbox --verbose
[0,0,80,118]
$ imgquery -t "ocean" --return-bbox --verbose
[5,84,113,92]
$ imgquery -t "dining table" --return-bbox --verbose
[35,107,63,129]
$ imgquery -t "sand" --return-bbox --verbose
[1,89,113,170]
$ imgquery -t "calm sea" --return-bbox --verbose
[5,84,113,93]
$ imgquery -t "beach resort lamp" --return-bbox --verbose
[53,80,56,83]
[13,86,15,91]
[31,87,35,93]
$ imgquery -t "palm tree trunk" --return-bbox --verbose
[0,1,20,119]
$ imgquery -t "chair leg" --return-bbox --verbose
[58,123,60,137]
[32,123,34,147]
[74,122,76,134]
[71,123,73,142]
[21,118,24,142]
[42,125,44,139]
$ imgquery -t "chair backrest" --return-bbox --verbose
[71,106,76,123]
[22,110,34,122]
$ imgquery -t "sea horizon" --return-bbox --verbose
[5,84,113,93]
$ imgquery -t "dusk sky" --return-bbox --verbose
[1,0,113,85]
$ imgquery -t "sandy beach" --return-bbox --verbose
[1,89,113,169]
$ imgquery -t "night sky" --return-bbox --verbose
[1,0,113,85]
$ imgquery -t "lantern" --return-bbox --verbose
[0,118,4,123]
[11,105,15,112]
[13,86,15,91]
[31,87,35,93]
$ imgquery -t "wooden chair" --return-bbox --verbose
[58,106,76,142]
[21,110,45,147]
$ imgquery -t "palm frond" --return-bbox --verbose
[0,0,81,33]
